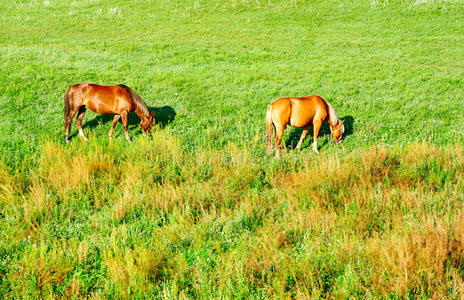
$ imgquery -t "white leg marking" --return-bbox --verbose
[312,141,319,153]
[79,128,87,141]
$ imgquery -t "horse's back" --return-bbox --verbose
[270,95,328,127]
[67,83,133,114]
[69,83,124,93]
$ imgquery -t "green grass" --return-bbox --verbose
[1,0,463,165]
[1,0,464,298]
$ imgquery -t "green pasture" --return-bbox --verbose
[1,0,464,298]
[1,0,463,166]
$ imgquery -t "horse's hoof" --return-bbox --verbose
[65,140,69,143]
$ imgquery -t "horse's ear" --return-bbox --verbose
[150,111,155,119]
[339,119,345,125]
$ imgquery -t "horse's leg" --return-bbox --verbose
[274,124,285,158]
[121,111,131,142]
[108,115,121,138]
[65,108,78,143]
[75,106,88,141]
[295,126,310,151]
[312,119,322,154]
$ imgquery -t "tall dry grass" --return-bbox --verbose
[1,132,464,298]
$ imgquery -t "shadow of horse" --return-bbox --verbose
[285,115,354,150]
[78,105,176,137]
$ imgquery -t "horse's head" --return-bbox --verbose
[330,119,345,144]
[140,111,155,133]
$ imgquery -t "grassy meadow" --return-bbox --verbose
[1,0,464,297]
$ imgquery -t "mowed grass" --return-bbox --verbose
[1,0,464,298]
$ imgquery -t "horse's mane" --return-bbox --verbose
[119,84,149,117]
[324,100,339,126]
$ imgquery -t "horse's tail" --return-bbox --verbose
[64,86,71,126]
[266,104,274,154]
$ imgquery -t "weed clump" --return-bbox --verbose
[1,136,464,298]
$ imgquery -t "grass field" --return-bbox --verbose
[1,0,464,298]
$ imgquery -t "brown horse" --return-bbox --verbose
[64,83,154,142]
[266,95,344,157]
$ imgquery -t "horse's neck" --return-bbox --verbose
[326,102,338,126]
[328,116,338,127]
[135,106,149,120]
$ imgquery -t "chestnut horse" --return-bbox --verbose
[266,95,344,157]
[64,83,154,142]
